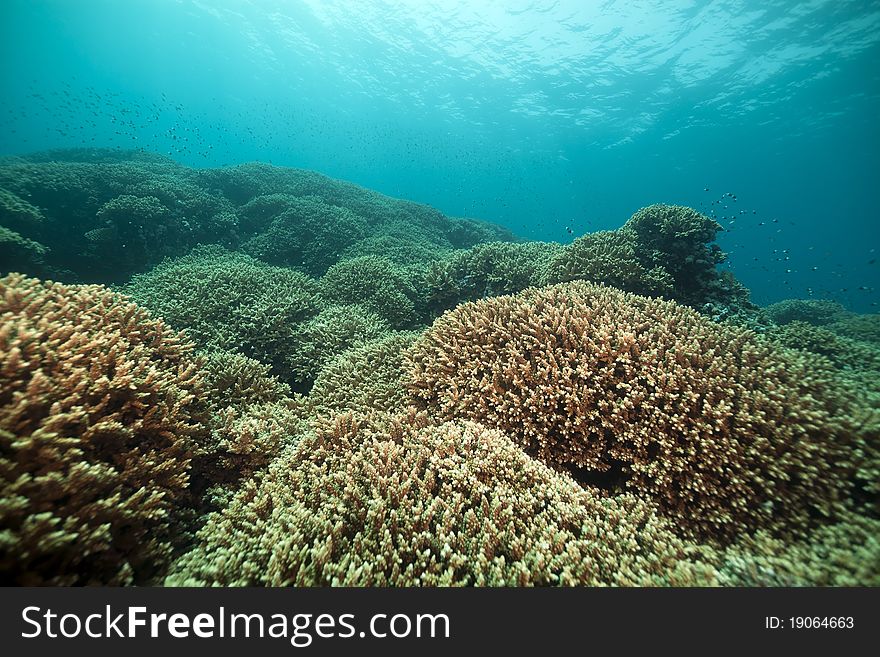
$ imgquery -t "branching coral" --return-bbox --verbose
[406,281,878,540]
[0,150,513,285]
[199,350,294,413]
[0,154,237,282]
[716,512,880,586]
[0,273,208,585]
[621,204,729,306]
[421,241,562,316]
[0,187,45,235]
[0,226,48,275]
[443,216,517,248]
[342,234,448,267]
[542,230,673,296]
[536,205,744,310]
[237,193,302,235]
[306,332,419,418]
[766,321,880,381]
[319,256,420,328]
[827,313,880,345]
[191,350,305,509]
[166,411,718,586]
[88,194,178,276]
[123,246,324,384]
[242,195,367,276]
[287,305,391,384]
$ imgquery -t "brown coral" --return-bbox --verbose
[167,411,717,586]
[406,281,878,540]
[0,274,208,584]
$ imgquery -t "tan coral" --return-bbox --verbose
[406,281,878,539]
[167,411,718,586]
[0,273,208,584]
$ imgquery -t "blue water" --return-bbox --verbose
[1,0,878,310]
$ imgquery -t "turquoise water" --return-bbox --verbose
[1,0,878,310]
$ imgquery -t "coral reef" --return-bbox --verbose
[306,332,419,418]
[167,411,718,586]
[124,246,324,385]
[407,281,878,540]
[236,193,302,234]
[0,186,45,235]
[192,350,305,509]
[196,161,513,248]
[0,274,208,585]
[0,154,237,282]
[531,205,749,312]
[1,148,876,587]
[319,256,420,328]
[421,241,563,316]
[765,298,849,326]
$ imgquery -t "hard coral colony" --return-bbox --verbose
[0,150,878,586]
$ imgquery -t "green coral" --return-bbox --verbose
[342,234,448,267]
[717,513,880,586]
[0,150,513,285]
[622,204,730,306]
[124,246,324,385]
[0,187,45,235]
[241,195,367,276]
[237,193,301,235]
[765,298,849,326]
[319,255,420,328]
[307,332,419,417]
[0,154,237,282]
[287,305,392,384]
[421,241,562,316]
[542,229,673,296]
[827,313,880,345]
[767,321,880,384]
[190,350,305,508]
[199,350,294,413]
[0,225,48,275]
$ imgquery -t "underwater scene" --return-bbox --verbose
[0,0,878,586]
